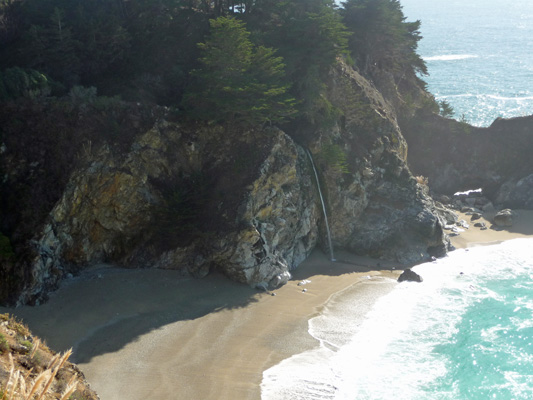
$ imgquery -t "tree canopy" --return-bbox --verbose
[0,0,428,127]
[341,0,427,78]
[184,16,295,125]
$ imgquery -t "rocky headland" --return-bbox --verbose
[2,56,533,308]
[1,61,453,306]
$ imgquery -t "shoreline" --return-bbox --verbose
[447,209,533,249]
[76,252,400,400]
[1,210,532,399]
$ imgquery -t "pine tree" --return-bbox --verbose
[184,16,295,126]
[243,0,350,125]
[341,0,427,77]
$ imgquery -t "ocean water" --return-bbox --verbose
[261,238,533,399]
[400,0,533,126]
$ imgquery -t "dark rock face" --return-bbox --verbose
[401,113,533,208]
[495,174,533,209]
[398,269,423,283]
[314,64,450,264]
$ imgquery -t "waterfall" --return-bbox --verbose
[306,149,336,262]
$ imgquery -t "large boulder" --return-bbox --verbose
[208,132,319,288]
[493,209,514,227]
[398,268,423,283]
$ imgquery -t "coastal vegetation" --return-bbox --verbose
[0,314,98,400]
[0,0,429,125]
[182,16,297,125]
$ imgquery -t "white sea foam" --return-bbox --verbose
[261,239,533,400]
[442,94,533,101]
[485,94,533,101]
[424,54,478,61]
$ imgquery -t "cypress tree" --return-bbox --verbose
[184,16,295,126]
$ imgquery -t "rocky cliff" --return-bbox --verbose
[1,61,451,305]
[401,112,533,208]
[311,64,449,263]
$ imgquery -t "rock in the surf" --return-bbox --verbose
[397,269,423,283]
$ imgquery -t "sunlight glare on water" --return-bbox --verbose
[261,239,533,400]
[401,0,533,126]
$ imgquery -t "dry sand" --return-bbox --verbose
[1,209,532,400]
[448,209,533,249]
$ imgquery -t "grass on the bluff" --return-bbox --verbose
[0,314,97,400]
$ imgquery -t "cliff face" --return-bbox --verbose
[1,61,451,305]
[18,123,320,304]
[313,64,448,263]
[401,112,533,207]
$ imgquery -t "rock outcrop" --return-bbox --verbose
[310,64,449,263]
[401,112,533,208]
[494,174,533,209]
[493,209,515,227]
[19,123,320,303]
[2,60,452,305]
[398,268,423,283]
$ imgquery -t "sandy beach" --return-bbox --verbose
[449,210,533,249]
[2,209,533,400]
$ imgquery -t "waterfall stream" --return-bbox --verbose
[306,150,336,262]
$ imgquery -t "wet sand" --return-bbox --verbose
[1,210,532,400]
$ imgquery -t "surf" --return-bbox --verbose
[261,239,533,400]
[424,54,478,61]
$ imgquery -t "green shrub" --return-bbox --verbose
[438,99,454,118]
[319,143,350,174]
[68,85,97,105]
[18,338,32,353]
[0,67,50,100]
[93,94,122,111]
[0,333,9,353]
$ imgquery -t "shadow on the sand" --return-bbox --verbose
[489,222,533,236]
[1,249,403,364]
[1,267,261,364]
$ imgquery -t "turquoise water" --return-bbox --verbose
[401,0,533,126]
[261,239,533,399]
